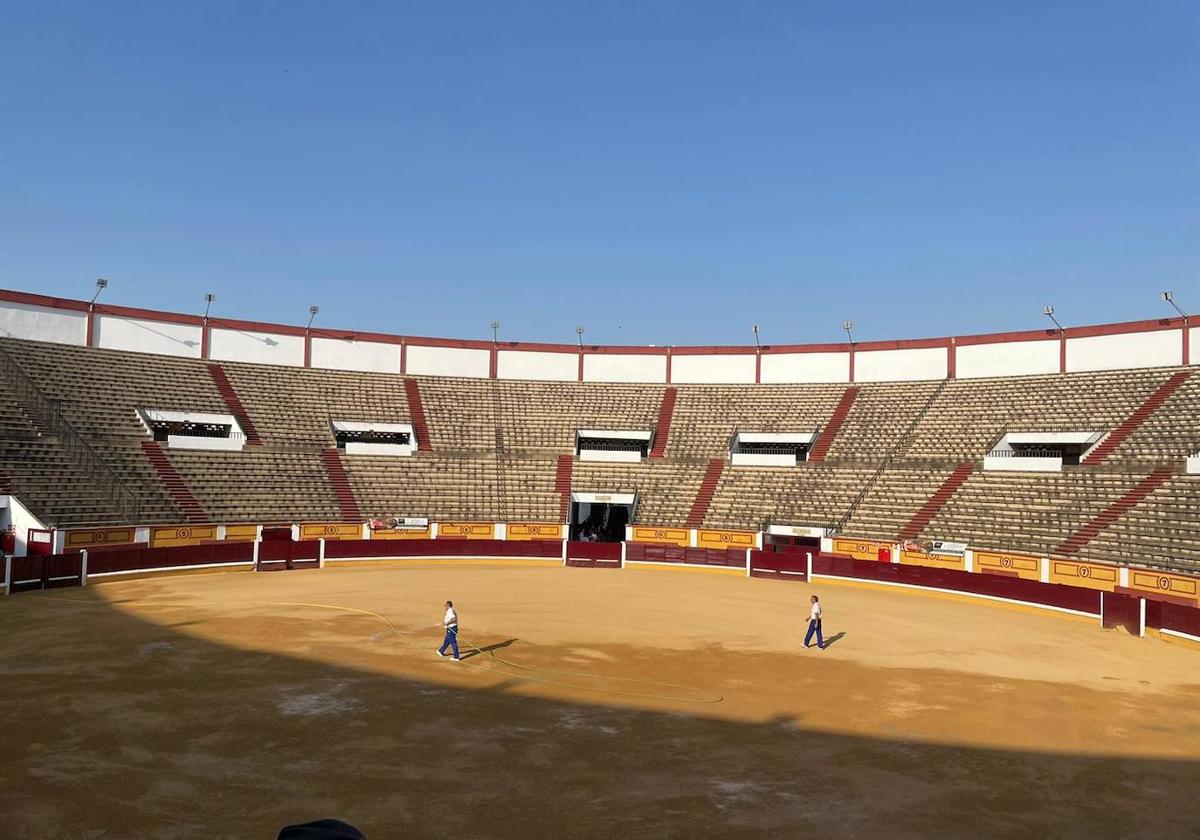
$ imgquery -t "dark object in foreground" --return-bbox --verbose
[278,819,365,839]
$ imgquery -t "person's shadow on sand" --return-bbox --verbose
[821,632,847,649]
[462,638,518,660]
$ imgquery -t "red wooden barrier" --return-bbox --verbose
[323,539,561,560]
[625,543,744,568]
[257,539,319,571]
[1145,599,1200,639]
[749,549,808,580]
[87,542,254,577]
[8,552,84,592]
[564,541,621,568]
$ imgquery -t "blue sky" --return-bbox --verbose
[1,2,1197,346]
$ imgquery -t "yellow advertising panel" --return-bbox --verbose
[150,525,218,548]
[299,523,364,541]
[831,537,891,561]
[507,523,564,541]
[1127,568,1199,603]
[223,524,260,543]
[630,526,691,547]
[899,549,966,571]
[974,550,1042,581]
[64,527,137,550]
[696,529,756,550]
[371,526,433,540]
[1049,559,1118,592]
[437,522,496,540]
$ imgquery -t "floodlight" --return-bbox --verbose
[89,278,109,305]
[1162,291,1188,322]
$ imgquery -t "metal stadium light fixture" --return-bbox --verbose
[576,325,585,348]
[307,305,320,331]
[203,293,216,321]
[89,278,108,306]
[752,324,761,350]
[1043,305,1064,333]
[842,320,855,345]
[490,320,500,343]
[1162,291,1188,323]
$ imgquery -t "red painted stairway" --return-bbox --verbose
[206,364,262,445]
[403,379,433,452]
[808,386,857,463]
[1082,370,1193,465]
[555,454,574,522]
[898,462,975,541]
[685,458,726,528]
[649,387,677,459]
[141,441,207,523]
[1055,468,1174,555]
[321,448,362,521]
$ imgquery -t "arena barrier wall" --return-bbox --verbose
[748,549,809,581]
[811,553,1102,616]
[323,538,561,562]
[625,543,745,569]
[8,552,84,592]
[564,541,622,568]
[1101,591,1143,636]
[257,539,320,571]
[1145,599,1200,643]
[88,542,256,578]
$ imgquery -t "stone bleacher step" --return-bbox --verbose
[808,386,857,462]
[1055,468,1175,555]
[207,364,263,446]
[1081,370,1194,465]
[140,440,208,523]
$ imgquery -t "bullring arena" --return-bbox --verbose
[3,288,1200,838]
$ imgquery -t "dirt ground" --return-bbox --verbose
[3,561,1200,840]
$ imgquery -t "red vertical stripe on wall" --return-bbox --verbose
[489,346,498,379]
[400,340,407,374]
[665,349,672,384]
[1059,336,1067,373]
[754,352,762,384]
[947,340,956,379]
[200,324,210,360]
[304,333,312,367]
[85,308,96,347]
[848,347,855,383]
[577,352,584,382]
[1183,324,1191,366]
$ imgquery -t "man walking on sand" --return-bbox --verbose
[804,594,825,650]
[436,600,461,661]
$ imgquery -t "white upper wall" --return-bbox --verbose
[311,337,400,373]
[209,327,305,367]
[497,349,577,381]
[1066,329,1182,373]
[855,346,947,382]
[956,339,1059,379]
[0,301,87,344]
[583,353,667,383]
[760,352,849,383]
[94,314,203,358]
[671,354,756,384]
[407,344,490,378]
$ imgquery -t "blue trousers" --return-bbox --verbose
[804,619,824,649]
[438,626,459,658]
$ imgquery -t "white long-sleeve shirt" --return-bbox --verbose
[809,602,822,622]
[444,607,458,628]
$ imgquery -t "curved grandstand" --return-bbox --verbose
[1,287,1198,578]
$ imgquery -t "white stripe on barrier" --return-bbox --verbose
[1161,628,1200,645]
[625,560,744,571]
[323,555,557,564]
[48,575,81,582]
[88,561,256,579]
[13,578,42,586]
[749,567,808,576]
[809,572,1099,618]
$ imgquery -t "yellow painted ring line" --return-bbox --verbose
[10,593,725,704]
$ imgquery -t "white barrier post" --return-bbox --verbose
[318,538,326,569]
[745,548,751,578]
[806,551,813,580]
[1138,597,1146,638]
[252,539,261,572]
[80,549,88,587]
[620,541,627,569]
[3,554,11,595]
[1099,591,1105,627]
[560,538,567,566]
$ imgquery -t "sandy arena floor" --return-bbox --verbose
[3,561,1200,839]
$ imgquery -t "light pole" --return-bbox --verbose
[575,326,585,348]
[842,320,855,345]
[1043,305,1064,333]
[306,305,320,332]
[1162,291,1188,324]
[203,293,216,321]
[89,278,108,307]
[752,324,761,351]
[490,320,500,343]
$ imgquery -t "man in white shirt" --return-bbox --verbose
[804,594,825,650]
[436,600,461,661]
